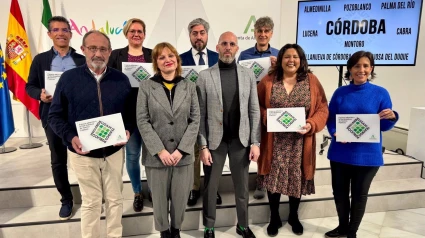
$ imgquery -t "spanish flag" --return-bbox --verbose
[5,0,40,119]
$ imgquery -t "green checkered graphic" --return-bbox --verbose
[250,62,265,79]
[132,66,151,82]
[276,111,297,128]
[347,118,370,139]
[95,125,110,139]
[186,69,199,82]
[90,121,114,143]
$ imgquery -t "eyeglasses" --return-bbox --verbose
[50,28,71,33]
[128,30,144,35]
[220,41,237,47]
[256,28,272,34]
[84,46,110,54]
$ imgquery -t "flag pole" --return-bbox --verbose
[0,144,17,154]
[19,109,42,149]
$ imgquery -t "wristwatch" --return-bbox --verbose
[251,143,260,147]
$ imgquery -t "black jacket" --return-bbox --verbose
[48,65,134,158]
[107,46,152,131]
[25,47,86,127]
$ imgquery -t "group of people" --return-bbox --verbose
[25,14,398,238]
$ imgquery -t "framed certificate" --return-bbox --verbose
[75,113,127,152]
[336,114,380,143]
[267,107,306,132]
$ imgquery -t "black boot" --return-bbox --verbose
[288,196,303,235]
[266,191,282,237]
[160,229,171,238]
[170,226,180,238]
[325,226,348,238]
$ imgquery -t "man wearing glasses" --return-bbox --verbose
[179,18,222,208]
[26,16,85,220]
[237,16,279,200]
[197,31,261,238]
[48,30,134,238]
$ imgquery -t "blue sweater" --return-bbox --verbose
[327,81,399,166]
[48,65,134,158]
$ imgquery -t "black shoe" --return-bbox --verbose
[324,227,348,238]
[204,228,215,238]
[170,226,180,238]
[288,213,303,235]
[187,190,200,206]
[266,218,282,237]
[236,225,256,238]
[59,203,73,220]
[160,229,171,238]
[216,192,222,205]
[347,233,356,238]
[133,193,144,212]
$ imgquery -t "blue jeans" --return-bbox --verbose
[126,129,143,193]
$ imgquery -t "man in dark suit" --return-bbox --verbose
[26,16,85,220]
[179,18,221,207]
[180,18,218,68]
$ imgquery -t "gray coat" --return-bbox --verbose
[137,77,200,168]
[196,63,261,150]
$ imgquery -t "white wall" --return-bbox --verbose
[0,0,424,140]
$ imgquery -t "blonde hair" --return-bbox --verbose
[122,18,146,36]
[152,42,182,77]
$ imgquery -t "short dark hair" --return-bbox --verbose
[344,51,376,80]
[48,16,71,31]
[269,43,311,81]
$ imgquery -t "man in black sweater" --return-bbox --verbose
[48,30,133,238]
[25,16,85,220]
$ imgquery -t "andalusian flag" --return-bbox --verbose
[5,0,40,119]
[37,0,53,53]
[41,0,52,29]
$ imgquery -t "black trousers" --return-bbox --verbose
[330,160,379,235]
[203,139,250,228]
[44,125,73,204]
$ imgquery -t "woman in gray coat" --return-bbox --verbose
[136,42,200,238]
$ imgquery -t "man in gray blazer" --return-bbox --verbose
[196,31,261,238]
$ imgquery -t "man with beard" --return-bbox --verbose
[48,30,134,238]
[237,16,279,200]
[26,16,85,220]
[197,31,261,238]
[180,18,221,207]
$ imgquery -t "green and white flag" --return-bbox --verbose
[37,0,53,53]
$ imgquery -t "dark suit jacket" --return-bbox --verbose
[107,46,153,130]
[108,46,153,70]
[25,47,86,127]
[180,48,218,67]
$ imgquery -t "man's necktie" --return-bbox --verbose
[198,51,205,65]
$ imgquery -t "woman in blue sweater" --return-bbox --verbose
[325,51,398,238]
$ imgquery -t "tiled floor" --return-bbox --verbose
[126,209,425,238]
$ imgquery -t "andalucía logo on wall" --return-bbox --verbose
[91,121,114,143]
[347,118,370,139]
[132,66,151,82]
[277,111,297,128]
[250,61,265,79]
[6,35,29,65]
[185,69,200,82]
[237,15,257,41]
